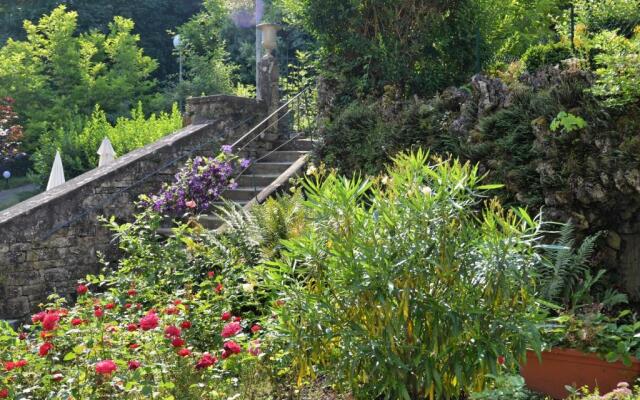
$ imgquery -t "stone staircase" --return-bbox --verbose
[198,137,314,230]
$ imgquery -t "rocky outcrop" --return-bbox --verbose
[434,69,640,299]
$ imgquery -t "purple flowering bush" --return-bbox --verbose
[141,146,251,215]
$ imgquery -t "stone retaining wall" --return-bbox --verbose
[0,95,267,320]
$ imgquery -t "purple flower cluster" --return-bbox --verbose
[142,146,249,215]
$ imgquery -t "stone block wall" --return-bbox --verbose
[0,95,267,321]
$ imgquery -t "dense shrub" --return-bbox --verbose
[589,30,640,107]
[31,103,182,181]
[570,0,640,37]
[522,42,573,73]
[266,151,543,399]
[320,86,461,175]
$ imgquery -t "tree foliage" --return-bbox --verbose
[0,0,201,80]
[0,6,159,149]
[169,0,236,101]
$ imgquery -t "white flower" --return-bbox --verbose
[420,186,432,196]
[242,283,254,293]
[306,165,317,175]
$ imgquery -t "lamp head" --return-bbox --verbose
[257,23,280,55]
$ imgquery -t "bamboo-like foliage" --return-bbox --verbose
[266,150,544,399]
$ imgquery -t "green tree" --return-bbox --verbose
[167,0,236,102]
[0,0,201,81]
[0,5,158,148]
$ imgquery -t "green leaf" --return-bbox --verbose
[63,352,76,361]
[477,184,504,190]
[605,351,619,363]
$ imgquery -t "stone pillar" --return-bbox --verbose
[258,52,279,135]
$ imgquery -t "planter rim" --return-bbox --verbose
[525,348,640,371]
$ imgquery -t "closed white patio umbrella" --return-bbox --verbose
[97,137,117,167]
[46,151,65,191]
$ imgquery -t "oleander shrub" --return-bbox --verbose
[266,150,544,399]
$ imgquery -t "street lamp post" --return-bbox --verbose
[173,34,183,84]
[3,170,11,190]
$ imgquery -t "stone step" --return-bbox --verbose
[276,138,315,152]
[237,174,280,187]
[210,201,250,211]
[247,162,292,175]
[256,150,308,163]
[198,215,225,230]
[221,187,264,202]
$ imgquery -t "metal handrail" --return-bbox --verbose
[231,85,311,149]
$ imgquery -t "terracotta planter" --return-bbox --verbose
[520,348,640,399]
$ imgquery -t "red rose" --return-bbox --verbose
[4,362,15,372]
[215,283,223,294]
[222,340,242,359]
[164,325,181,338]
[250,324,262,334]
[180,320,192,329]
[221,312,232,321]
[128,360,141,370]
[127,323,138,332]
[94,306,104,318]
[76,284,88,295]
[178,348,191,357]
[195,352,217,369]
[498,356,505,366]
[15,360,27,368]
[42,312,60,331]
[0,388,8,398]
[139,312,159,331]
[124,303,132,309]
[173,299,182,305]
[207,271,215,278]
[233,316,242,322]
[129,343,139,350]
[275,299,285,307]
[171,338,185,348]
[221,322,242,338]
[31,311,46,324]
[164,305,179,315]
[127,289,137,297]
[225,341,242,354]
[95,360,117,375]
[71,318,84,326]
[18,332,27,341]
[105,303,116,310]
[39,342,53,357]
[52,372,64,382]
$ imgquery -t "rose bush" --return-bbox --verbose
[0,272,268,399]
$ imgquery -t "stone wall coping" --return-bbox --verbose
[0,123,209,225]
[187,94,263,107]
